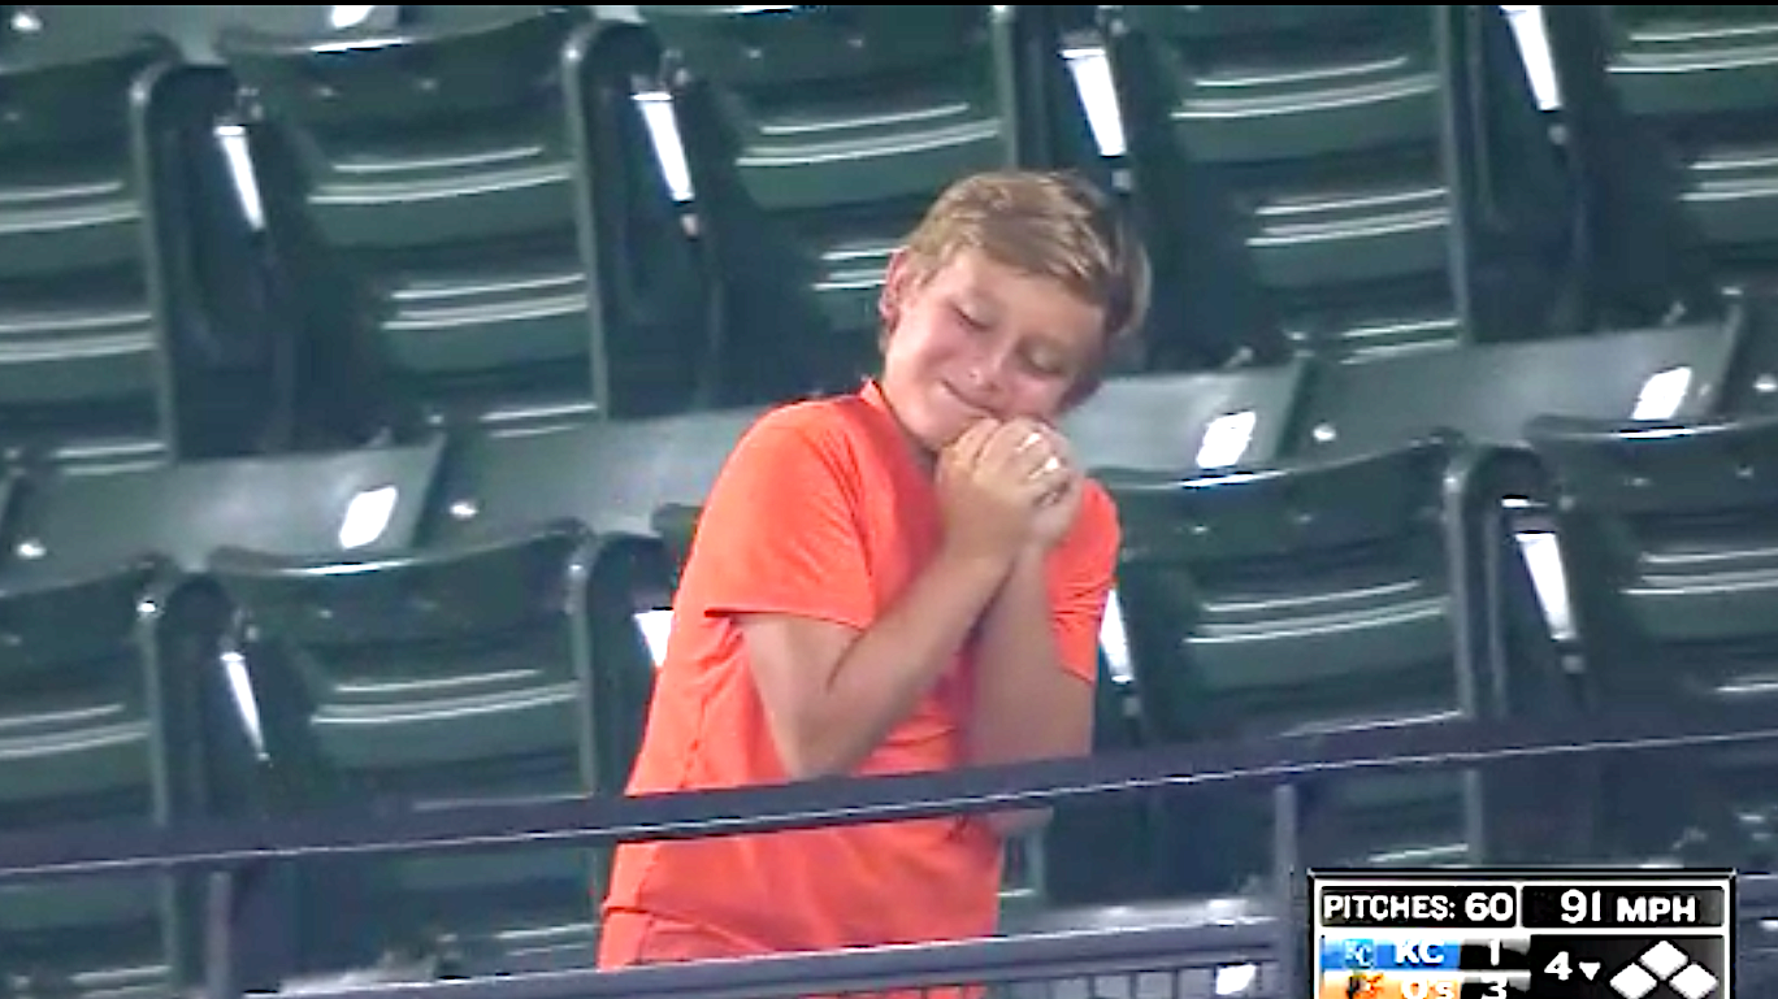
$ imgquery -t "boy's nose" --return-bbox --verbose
[962,351,1013,399]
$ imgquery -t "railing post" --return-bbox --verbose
[204,859,275,999]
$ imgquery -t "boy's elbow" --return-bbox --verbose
[772,726,861,782]
[779,750,844,782]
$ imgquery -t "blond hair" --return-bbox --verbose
[899,169,1151,404]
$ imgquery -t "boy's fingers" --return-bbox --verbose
[1034,424,1076,468]
[945,418,999,468]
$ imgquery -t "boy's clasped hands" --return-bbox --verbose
[936,417,1083,563]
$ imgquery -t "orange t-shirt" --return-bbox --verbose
[598,380,1120,968]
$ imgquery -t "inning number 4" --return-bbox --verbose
[1546,952,1573,980]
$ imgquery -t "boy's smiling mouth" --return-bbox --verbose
[939,380,994,420]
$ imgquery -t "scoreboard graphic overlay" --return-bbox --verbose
[1311,868,1734,999]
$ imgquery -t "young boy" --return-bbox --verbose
[597,169,1151,967]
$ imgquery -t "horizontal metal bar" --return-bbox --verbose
[285,921,1283,999]
[2,701,1775,882]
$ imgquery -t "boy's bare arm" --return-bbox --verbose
[741,419,1064,780]
[965,548,1094,835]
[739,545,1010,781]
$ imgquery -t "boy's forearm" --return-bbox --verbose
[791,545,1012,778]
[967,548,1094,771]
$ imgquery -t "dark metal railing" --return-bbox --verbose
[4,700,1778,999]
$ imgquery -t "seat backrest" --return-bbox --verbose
[205,517,614,980]
[0,439,446,586]
[1286,314,1745,463]
[644,4,1095,403]
[1103,434,1508,881]
[216,6,709,433]
[1527,412,1778,520]
[1524,409,1778,682]
[1521,411,1778,867]
[426,406,767,545]
[0,17,183,464]
[1104,434,1483,741]
[1101,5,1577,366]
[1542,6,1778,328]
[0,550,197,996]
[1064,359,1306,475]
[423,409,763,709]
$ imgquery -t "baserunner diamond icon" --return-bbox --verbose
[1639,941,1688,979]
[1668,964,1718,999]
[1610,963,1658,999]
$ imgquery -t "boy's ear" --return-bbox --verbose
[878,247,914,331]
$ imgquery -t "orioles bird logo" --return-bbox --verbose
[1346,970,1386,999]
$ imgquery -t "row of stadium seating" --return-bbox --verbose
[7,4,1778,997]
[3,5,1777,472]
[5,299,1778,994]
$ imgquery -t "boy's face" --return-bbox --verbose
[878,246,1104,453]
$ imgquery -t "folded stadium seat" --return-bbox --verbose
[0,8,285,469]
[2,439,445,586]
[430,404,768,546]
[1283,310,1748,465]
[0,438,445,999]
[426,401,768,771]
[1523,411,1778,872]
[212,5,713,445]
[1541,7,1778,424]
[191,407,766,980]
[419,406,770,788]
[1061,359,1307,477]
[1097,5,1583,369]
[1042,362,1310,908]
[642,358,1307,540]
[1102,432,1573,904]
[1263,314,1755,869]
[0,553,200,999]
[1540,6,1778,336]
[206,525,615,981]
[425,405,771,775]
[638,4,1104,406]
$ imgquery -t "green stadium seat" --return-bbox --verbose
[0,439,449,993]
[206,522,616,978]
[1542,6,1778,332]
[0,8,280,466]
[190,409,767,977]
[1099,4,1579,367]
[1,439,445,585]
[214,6,712,439]
[0,555,199,999]
[1284,312,1747,464]
[1064,360,1307,476]
[427,405,766,544]
[1103,433,1569,899]
[640,4,1099,403]
[1524,411,1778,871]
